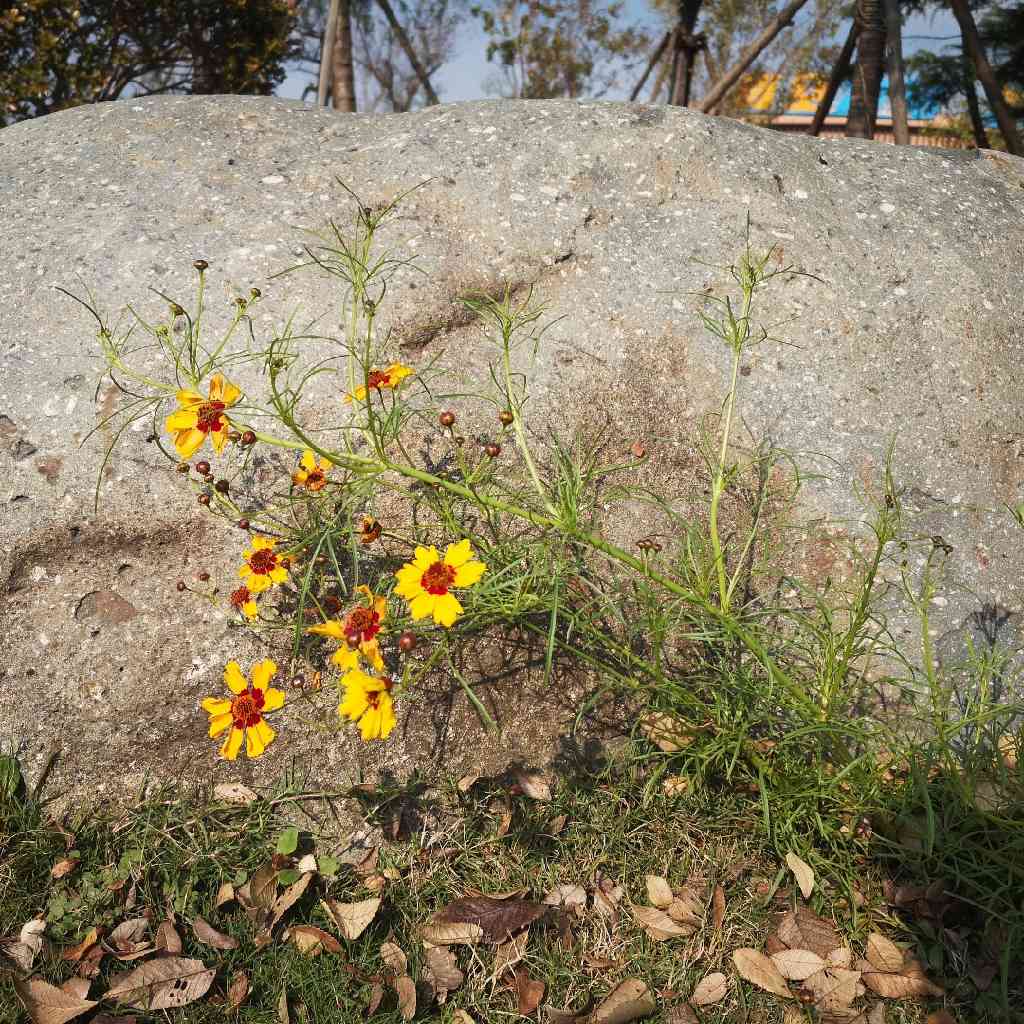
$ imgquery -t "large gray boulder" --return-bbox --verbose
[1,95,1022,802]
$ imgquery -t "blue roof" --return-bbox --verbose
[821,75,940,121]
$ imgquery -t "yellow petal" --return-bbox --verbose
[342,668,376,693]
[339,687,369,722]
[444,539,474,568]
[247,574,272,594]
[331,646,360,672]
[322,458,334,471]
[250,659,278,692]
[394,564,423,598]
[361,639,385,672]
[408,592,435,622]
[252,537,277,551]
[208,374,241,407]
[173,427,206,460]
[219,726,244,760]
[224,661,249,694]
[413,545,440,570]
[175,389,204,408]
[386,363,413,384]
[453,560,487,588]
[359,695,396,740]
[246,719,275,758]
[210,424,230,454]
[269,567,289,584]
[262,687,286,713]
[308,620,347,640]
[207,712,233,738]
[165,409,199,432]
[242,600,259,620]
[300,449,316,471]
[432,591,464,628]
[372,595,388,621]
[291,470,308,486]
[202,697,232,716]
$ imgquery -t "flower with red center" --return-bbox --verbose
[201,660,285,759]
[292,449,332,491]
[164,374,242,459]
[229,585,258,621]
[394,539,487,627]
[338,668,396,741]
[307,585,386,672]
[343,362,413,404]
[238,536,289,595]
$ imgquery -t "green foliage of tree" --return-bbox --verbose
[980,0,1024,113]
[0,0,298,126]
[471,0,651,99]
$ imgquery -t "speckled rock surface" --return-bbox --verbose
[1,95,1023,802]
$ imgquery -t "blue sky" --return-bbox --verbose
[278,2,961,105]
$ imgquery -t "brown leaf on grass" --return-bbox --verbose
[639,712,695,752]
[366,982,385,1015]
[765,933,788,955]
[246,862,279,912]
[266,872,313,932]
[513,969,546,1015]
[514,771,552,801]
[105,920,148,954]
[421,919,484,947]
[1,939,36,973]
[353,847,380,878]
[712,885,726,932]
[785,853,815,899]
[380,941,408,975]
[21,919,47,956]
[428,897,546,944]
[631,905,696,940]
[59,979,90,1000]
[321,897,381,941]
[227,972,250,1011]
[661,776,690,797]
[775,906,843,958]
[61,929,101,964]
[828,947,853,968]
[548,813,568,834]
[451,1011,476,1024]
[13,977,97,1024]
[277,988,290,1024]
[423,944,463,1001]
[591,978,656,1024]
[865,933,904,973]
[645,876,673,909]
[288,926,343,956]
[296,854,318,874]
[213,782,259,805]
[215,883,236,910]
[630,441,646,459]
[927,1012,958,1024]
[192,916,238,951]
[689,972,729,1006]
[154,921,181,956]
[593,876,625,919]
[583,955,620,970]
[393,974,416,1021]
[732,948,793,998]
[772,949,827,981]
[666,1004,699,1024]
[544,884,586,909]
[106,958,215,1010]
[801,968,863,1013]
[456,772,480,793]
[861,969,943,999]
[51,858,79,880]
[493,928,531,979]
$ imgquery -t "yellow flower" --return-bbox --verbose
[393,539,486,627]
[339,668,396,741]
[201,660,285,760]
[343,363,413,404]
[238,536,289,595]
[292,449,332,491]
[230,585,259,620]
[164,373,241,460]
[306,585,386,672]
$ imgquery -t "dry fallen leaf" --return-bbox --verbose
[666,887,704,927]
[59,979,91,1000]
[105,957,215,1010]
[772,948,827,981]
[456,773,480,793]
[732,948,793,999]
[366,982,385,1015]
[802,967,863,1012]
[265,873,314,933]
[380,941,408,975]
[639,712,694,752]
[321,897,381,941]
[296,854,318,874]
[631,905,695,940]
[711,885,726,932]
[775,906,843,958]
[0,939,37,973]
[512,969,546,1015]
[593,877,625,919]
[828,947,853,969]
[192,916,238,951]
[247,862,279,912]
[544,884,586,909]
[51,859,79,880]
[861,970,943,999]
[154,921,182,956]
[666,1004,699,1023]
[393,974,417,1021]
[21,919,47,958]
[213,782,259,805]
[227,971,250,1011]
[288,926,343,956]
[866,932,904,974]
[214,882,236,910]
[427,896,546,944]
[420,919,485,947]
[690,972,729,1006]
[277,988,290,1024]
[591,977,657,1024]
[645,876,674,909]
[927,1011,957,1024]
[515,770,552,801]
[14,977,97,1024]
[493,929,531,980]
[423,944,463,1001]
[785,853,815,900]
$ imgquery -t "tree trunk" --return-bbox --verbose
[962,51,991,149]
[374,0,441,106]
[331,0,357,112]
[809,19,858,136]
[318,0,341,107]
[948,0,1021,155]
[649,48,673,102]
[846,0,885,138]
[630,31,671,102]
[698,0,811,114]
[668,0,702,107]
[883,0,909,144]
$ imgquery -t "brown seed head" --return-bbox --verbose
[237,518,250,530]
[176,463,190,474]
[398,630,417,653]
[214,479,229,494]
[240,430,256,446]
[198,571,210,582]
[192,259,209,272]
[439,410,456,428]
[499,410,514,426]
[176,581,187,592]
[195,460,211,476]
[197,494,211,507]
[484,442,501,458]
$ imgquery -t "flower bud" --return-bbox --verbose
[197,494,211,507]
[176,463,191,475]
[203,474,215,485]
[484,442,501,458]
[237,518,250,530]
[250,287,261,299]
[439,410,456,428]
[290,674,305,689]
[170,303,185,317]
[240,430,256,446]
[192,259,209,272]
[398,630,417,653]
[176,581,187,592]
[214,479,229,494]
[345,630,362,650]
[499,410,514,426]
[195,460,211,476]
[198,571,210,582]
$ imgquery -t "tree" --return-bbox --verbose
[0,0,298,126]
[472,0,651,99]
[846,0,885,138]
[907,45,990,147]
[882,0,908,143]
